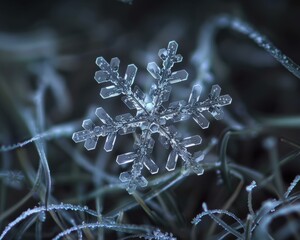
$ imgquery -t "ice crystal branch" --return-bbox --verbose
[72,41,232,193]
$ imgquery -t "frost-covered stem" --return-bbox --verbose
[0,122,77,152]
[52,222,154,240]
[0,204,98,240]
[229,17,300,79]
[246,181,257,216]
[199,15,300,79]
[284,175,300,199]
[192,203,245,239]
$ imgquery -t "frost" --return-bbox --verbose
[72,41,232,193]
[246,180,257,192]
[144,229,177,240]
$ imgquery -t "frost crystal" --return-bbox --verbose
[72,41,232,193]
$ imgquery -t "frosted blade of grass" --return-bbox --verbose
[14,214,38,240]
[228,17,300,79]
[0,122,78,152]
[284,175,300,199]
[52,222,153,240]
[198,15,300,79]
[246,181,257,216]
[0,204,98,239]
[192,203,244,239]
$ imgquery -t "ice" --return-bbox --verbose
[192,111,210,129]
[118,126,136,135]
[115,113,134,122]
[94,70,110,83]
[209,107,224,120]
[73,41,232,192]
[160,86,172,102]
[147,62,161,80]
[209,84,221,99]
[158,48,168,61]
[135,175,148,188]
[110,57,120,71]
[122,96,136,109]
[166,150,178,171]
[159,135,169,149]
[82,119,95,131]
[116,152,137,165]
[217,95,232,106]
[190,163,204,175]
[169,100,186,110]
[167,41,178,56]
[95,107,114,125]
[95,57,109,69]
[104,132,117,152]
[188,85,202,105]
[122,86,146,111]
[167,70,188,84]
[124,64,137,87]
[84,135,98,150]
[181,135,202,147]
[133,86,145,102]
[143,156,159,174]
[72,130,90,143]
[100,85,122,98]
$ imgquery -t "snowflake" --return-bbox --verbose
[72,41,232,193]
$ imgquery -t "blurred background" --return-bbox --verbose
[1,0,300,239]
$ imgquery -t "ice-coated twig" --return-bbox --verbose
[73,41,232,193]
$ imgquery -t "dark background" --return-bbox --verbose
[1,0,300,239]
